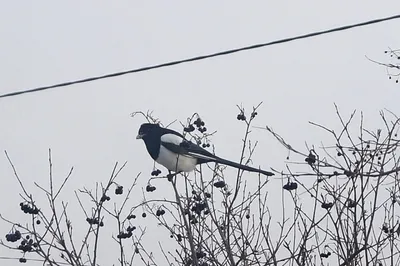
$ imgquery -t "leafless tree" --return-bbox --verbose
[2,105,400,266]
[368,48,400,84]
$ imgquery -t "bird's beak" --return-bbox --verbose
[136,134,144,139]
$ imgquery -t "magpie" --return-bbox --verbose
[136,123,274,176]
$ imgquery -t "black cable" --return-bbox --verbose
[2,14,400,99]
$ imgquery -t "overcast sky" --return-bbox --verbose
[1,2,400,265]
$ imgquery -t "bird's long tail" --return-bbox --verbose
[212,157,274,176]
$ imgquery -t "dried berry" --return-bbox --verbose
[184,124,195,133]
[320,252,331,258]
[344,170,353,178]
[194,118,203,127]
[321,202,334,210]
[156,209,166,216]
[146,185,156,192]
[214,181,226,188]
[347,199,357,208]
[196,251,206,259]
[237,114,246,121]
[127,214,136,220]
[382,224,389,234]
[117,231,133,239]
[15,231,21,238]
[193,194,202,201]
[127,226,136,232]
[151,169,162,176]
[100,194,110,203]
[115,186,123,195]
[283,182,298,191]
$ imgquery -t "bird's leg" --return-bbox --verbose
[167,170,180,182]
[167,170,174,182]
[152,161,161,174]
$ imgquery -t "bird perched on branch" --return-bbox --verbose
[136,123,274,176]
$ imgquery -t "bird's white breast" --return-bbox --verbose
[156,142,197,172]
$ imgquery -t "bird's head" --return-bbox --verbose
[136,123,161,140]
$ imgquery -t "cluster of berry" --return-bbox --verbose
[117,220,139,239]
[20,203,39,215]
[191,202,209,215]
[184,118,207,133]
[86,217,104,226]
[237,112,246,121]
[117,230,132,239]
[18,236,37,252]
[5,230,21,242]
[237,110,258,121]
[180,190,213,225]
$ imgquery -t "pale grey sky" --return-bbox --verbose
[1,2,400,265]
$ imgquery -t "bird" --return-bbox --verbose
[136,123,274,176]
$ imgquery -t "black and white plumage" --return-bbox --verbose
[136,123,274,176]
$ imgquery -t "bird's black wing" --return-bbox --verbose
[160,131,274,176]
[160,132,217,164]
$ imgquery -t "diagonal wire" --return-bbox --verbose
[1,14,400,99]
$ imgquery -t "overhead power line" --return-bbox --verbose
[2,14,400,99]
